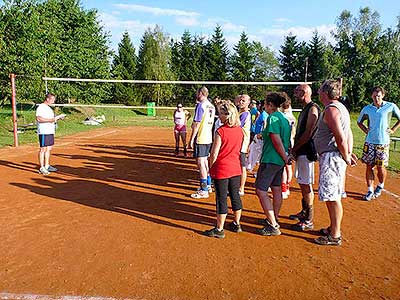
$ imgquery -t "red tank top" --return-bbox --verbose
[210,125,243,179]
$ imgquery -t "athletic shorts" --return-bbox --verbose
[361,142,389,167]
[318,151,346,201]
[240,152,247,167]
[38,134,54,147]
[295,155,315,185]
[255,163,284,191]
[193,143,212,158]
[174,124,187,133]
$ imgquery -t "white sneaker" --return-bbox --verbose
[191,190,209,199]
[239,191,245,196]
[282,191,289,199]
[39,166,50,175]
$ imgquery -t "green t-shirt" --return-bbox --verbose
[260,111,291,166]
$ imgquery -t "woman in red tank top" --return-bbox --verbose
[203,101,244,238]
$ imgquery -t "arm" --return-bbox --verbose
[270,133,290,164]
[357,113,369,135]
[36,114,65,123]
[325,107,356,165]
[292,106,318,154]
[388,105,400,134]
[189,121,200,149]
[209,132,222,167]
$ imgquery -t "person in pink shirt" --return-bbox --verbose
[173,103,191,157]
[203,100,244,239]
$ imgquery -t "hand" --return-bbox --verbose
[56,114,66,121]
[387,128,394,134]
[346,153,358,166]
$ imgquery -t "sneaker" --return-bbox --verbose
[47,165,58,172]
[289,210,306,221]
[292,220,314,231]
[282,191,289,199]
[341,192,347,198]
[208,185,213,193]
[364,191,374,201]
[373,186,383,198]
[239,191,245,196]
[191,190,209,199]
[256,220,281,236]
[314,234,342,246]
[229,222,242,233]
[203,227,225,238]
[38,166,50,175]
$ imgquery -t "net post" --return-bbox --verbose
[10,73,18,147]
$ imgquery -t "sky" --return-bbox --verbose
[78,0,400,52]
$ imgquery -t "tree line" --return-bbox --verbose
[0,0,399,109]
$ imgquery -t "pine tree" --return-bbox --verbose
[111,31,137,105]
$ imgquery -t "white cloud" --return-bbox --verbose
[259,24,336,49]
[176,16,200,27]
[113,3,199,17]
[200,17,246,32]
[274,18,292,24]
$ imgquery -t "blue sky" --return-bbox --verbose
[79,0,399,52]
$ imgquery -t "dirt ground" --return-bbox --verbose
[0,126,399,300]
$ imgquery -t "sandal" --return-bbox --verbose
[314,234,342,246]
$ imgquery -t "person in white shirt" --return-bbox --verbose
[36,93,65,175]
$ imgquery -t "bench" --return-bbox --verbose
[391,137,400,151]
[17,123,36,133]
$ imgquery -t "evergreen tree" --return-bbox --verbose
[136,25,174,105]
[307,31,328,82]
[205,25,230,98]
[279,34,302,82]
[111,31,137,105]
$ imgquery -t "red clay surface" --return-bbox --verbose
[0,126,399,300]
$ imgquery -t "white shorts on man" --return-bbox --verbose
[295,155,315,185]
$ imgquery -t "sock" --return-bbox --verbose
[368,186,374,192]
[207,175,212,186]
[200,179,208,191]
[378,183,384,188]
[216,228,223,232]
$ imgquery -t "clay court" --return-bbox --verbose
[0,126,399,300]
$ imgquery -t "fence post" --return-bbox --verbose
[10,73,18,147]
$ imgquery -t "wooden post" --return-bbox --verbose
[10,73,18,147]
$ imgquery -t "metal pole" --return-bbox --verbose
[10,73,18,147]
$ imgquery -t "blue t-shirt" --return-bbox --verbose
[357,101,400,144]
[254,111,268,134]
[250,107,259,133]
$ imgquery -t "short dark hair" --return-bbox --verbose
[372,86,385,95]
[45,93,55,100]
[265,92,290,108]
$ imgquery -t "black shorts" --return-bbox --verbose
[193,143,212,158]
[255,163,284,191]
[38,134,54,147]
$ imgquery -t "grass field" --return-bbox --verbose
[1,103,399,172]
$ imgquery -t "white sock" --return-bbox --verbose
[368,186,374,192]
[378,183,384,189]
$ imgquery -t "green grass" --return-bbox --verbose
[1,104,399,173]
[0,103,179,147]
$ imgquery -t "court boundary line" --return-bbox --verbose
[0,292,140,300]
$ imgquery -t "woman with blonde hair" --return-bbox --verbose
[203,100,244,238]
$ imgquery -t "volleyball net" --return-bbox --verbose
[9,75,313,146]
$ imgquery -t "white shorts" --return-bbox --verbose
[295,155,315,185]
[318,152,346,202]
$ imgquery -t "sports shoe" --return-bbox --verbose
[364,190,374,201]
[256,219,281,236]
[314,235,342,246]
[289,210,306,221]
[191,190,209,199]
[341,192,347,198]
[38,166,50,175]
[208,185,213,193]
[282,191,289,199]
[203,227,225,238]
[47,165,58,172]
[239,191,245,196]
[373,186,383,198]
[292,220,314,231]
[229,222,242,233]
